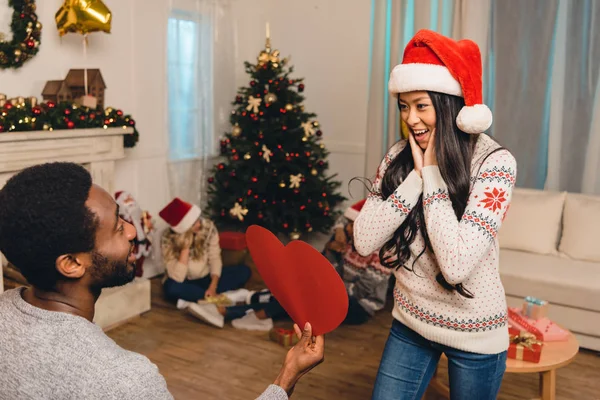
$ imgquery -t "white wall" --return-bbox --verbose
[231,0,371,206]
[0,0,171,216]
[0,0,371,219]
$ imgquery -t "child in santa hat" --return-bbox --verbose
[353,30,516,399]
[323,199,392,325]
[159,198,252,326]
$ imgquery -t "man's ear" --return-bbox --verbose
[55,253,93,279]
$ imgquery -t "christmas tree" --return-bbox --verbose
[205,35,345,240]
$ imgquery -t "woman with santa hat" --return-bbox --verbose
[354,30,517,399]
[159,198,251,325]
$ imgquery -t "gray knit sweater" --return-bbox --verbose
[0,288,287,400]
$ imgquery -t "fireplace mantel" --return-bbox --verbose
[0,127,151,330]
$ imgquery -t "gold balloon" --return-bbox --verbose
[55,0,112,37]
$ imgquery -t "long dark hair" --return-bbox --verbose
[378,91,479,298]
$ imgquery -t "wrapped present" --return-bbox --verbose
[219,231,247,250]
[269,327,300,347]
[533,318,570,342]
[197,294,233,307]
[508,308,543,340]
[508,327,543,363]
[509,307,569,342]
[522,296,549,320]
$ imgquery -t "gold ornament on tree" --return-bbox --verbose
[289,231,301,240]
[264,92,278,104]
[301,121,316,137]
[262,145,273,163]
[257,23,281,69]
[232,124,242,137]
[229,202,248,221]
[285,103,293,111]
[289,173,303,189]
[246,96,262,113]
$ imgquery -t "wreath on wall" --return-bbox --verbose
[0,0,42,69]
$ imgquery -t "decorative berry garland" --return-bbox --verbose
[0,0,42,69]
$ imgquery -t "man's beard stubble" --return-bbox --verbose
[89,249,136,290]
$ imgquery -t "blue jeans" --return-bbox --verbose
[163,264,251,302]
[372,319,507,400]
[223,289,288,321]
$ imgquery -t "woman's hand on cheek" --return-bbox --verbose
[408,131,424,177]
[424,129,437,167]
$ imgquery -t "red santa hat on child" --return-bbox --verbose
[344,199,366,221]
[388,29,492,134]
[159,198,201,234]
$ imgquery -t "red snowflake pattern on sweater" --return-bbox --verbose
[479,187,506,212]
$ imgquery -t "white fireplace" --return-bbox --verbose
[0,127,151,330]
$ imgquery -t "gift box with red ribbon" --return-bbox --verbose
[508,326,543,363]
[269,327,300,347]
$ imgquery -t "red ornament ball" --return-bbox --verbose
[117,110,124,117]
[230,171,236,177]
[250,80,257,87]
[316,130,322,137]
[46,101,55,109]
[26,40,35,49]
[282,126,288,131]
[79,115,86,121]
[235,95,243,104]
[4,103,12,110]
[298,83,305,92]
[67,121,75,129]
[218,163,225,170]
[258,213,263,219]
[251,177,258,183]
[32,106,42,115]
[208,177,215,183]
[64,109,71,116]
[233,155,239,161]
[283,223,289,229]
[89,113,96,119]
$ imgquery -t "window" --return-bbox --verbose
[167,10,214,160]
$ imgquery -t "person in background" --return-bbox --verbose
[159,197,252,325]
[323,199,392,325]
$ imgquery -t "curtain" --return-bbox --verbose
[166,0,235,207]
[364,0,490,185]
[546,0,600,194]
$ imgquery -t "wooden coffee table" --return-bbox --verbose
[428,333,579,400]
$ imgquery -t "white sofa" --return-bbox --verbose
[499,188,600,351]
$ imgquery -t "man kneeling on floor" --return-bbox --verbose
[0,162,324,400]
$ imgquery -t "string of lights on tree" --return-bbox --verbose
[205,34,345,239]
[0,98,139,148]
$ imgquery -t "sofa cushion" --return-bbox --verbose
[559,193,600,262]
[500,249,600,312]
[498,188,566,255]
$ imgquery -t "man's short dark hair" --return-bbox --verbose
[0,163,98,291]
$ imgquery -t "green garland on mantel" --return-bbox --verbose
[0,100,139,148]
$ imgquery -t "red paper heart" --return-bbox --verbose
[246,225,348,336]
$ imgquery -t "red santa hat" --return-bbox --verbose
[344,199,366,221]
[388,29,492,134]
[159,198,201,234]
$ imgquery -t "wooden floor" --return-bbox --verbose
[106,278,600,400]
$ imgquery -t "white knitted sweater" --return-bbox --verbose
[354,134,517,354]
